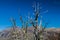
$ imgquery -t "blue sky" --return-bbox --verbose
[0,0,60,31]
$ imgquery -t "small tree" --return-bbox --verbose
[20,16,29,40]
[8,18,21,40]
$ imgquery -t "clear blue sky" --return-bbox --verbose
[0,0,60,31]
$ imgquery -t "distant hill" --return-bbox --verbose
[0,27,60,40]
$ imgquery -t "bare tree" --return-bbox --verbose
[8,18,21,40]
[20,16,29,40]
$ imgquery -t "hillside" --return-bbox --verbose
[0,27,60,40]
